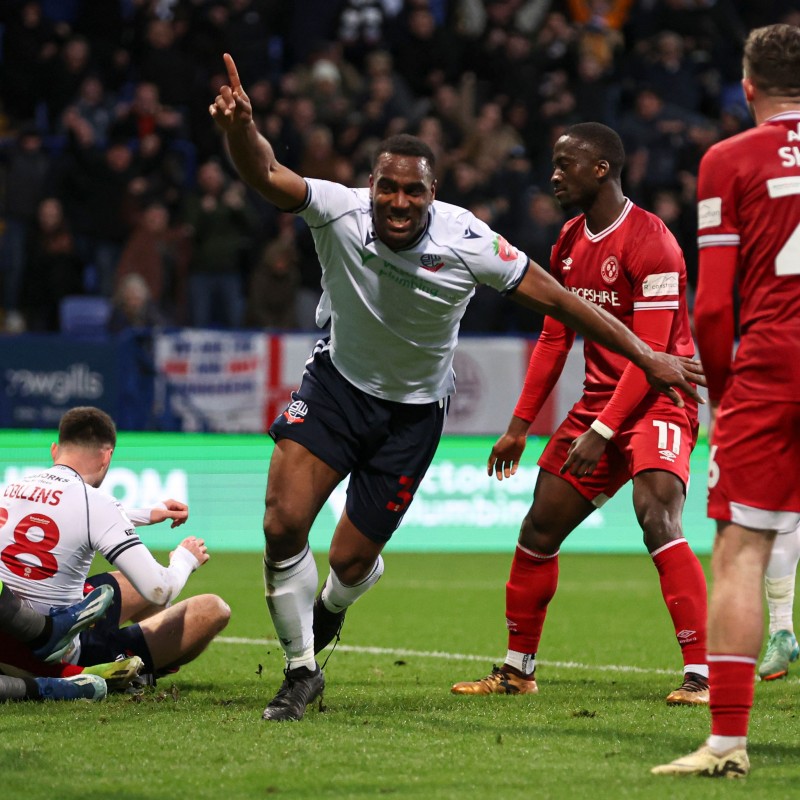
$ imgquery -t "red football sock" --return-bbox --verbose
[709,656,756,736]
[505,545,559,654]
[651,539,707,667]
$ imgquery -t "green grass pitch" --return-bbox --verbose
[1,550,798,799]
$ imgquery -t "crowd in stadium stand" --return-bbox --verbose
[0,0,798,335]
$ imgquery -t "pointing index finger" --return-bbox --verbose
[224,53,242,91]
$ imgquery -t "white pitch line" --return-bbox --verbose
[215,636,675,676]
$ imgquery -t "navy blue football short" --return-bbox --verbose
[269,340,448,544]
[79,573,155,672]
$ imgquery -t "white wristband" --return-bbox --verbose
[590,419,615,440]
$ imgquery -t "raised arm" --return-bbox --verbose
[209,53,307,209]
[511,262,705,406]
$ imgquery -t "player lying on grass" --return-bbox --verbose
[0,406,230,691]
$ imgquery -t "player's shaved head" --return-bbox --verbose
[562,122,626,180]
[58,407,117,449]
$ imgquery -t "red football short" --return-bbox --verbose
[708,385,800,532]
[538,394,698,505]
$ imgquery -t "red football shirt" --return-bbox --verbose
[697,111,800,400]
[550,199,694,405]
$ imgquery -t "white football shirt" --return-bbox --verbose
[0,464,195,613]
[297,180,529,402]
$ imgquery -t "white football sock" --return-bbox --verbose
[504,650,536,676]
[264,545,317,671]
[684,663,709,679]
[707,734,747,753]
[320,555,384,613]
[765,525,800,635]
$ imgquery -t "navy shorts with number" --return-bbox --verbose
[269,341,448,544]
[78,573,155,672]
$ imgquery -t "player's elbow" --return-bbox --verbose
[694,295,729,332]
[140,582,173,606]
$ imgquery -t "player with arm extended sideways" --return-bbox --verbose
[451,123,708,705]
[653,23,800,778]
[210,54,704,722]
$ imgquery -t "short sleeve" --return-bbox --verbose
[295,179,362,228]
[449,211,529,292]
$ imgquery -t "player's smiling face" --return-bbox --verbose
[370,153,436,251]
[550,135,604,210]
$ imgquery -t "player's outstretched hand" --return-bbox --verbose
[645,353,706,407]
[176,536,209,567]
[209,53,252,132]
[151,499,189,528]
[487,432,528,481]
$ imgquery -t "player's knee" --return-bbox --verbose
[640,509,682,550]
[194,593,231,634]
[519,512,559,554]
[262,503,308,549]
[328,551,375,585]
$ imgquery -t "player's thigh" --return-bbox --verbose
[265,439,343,531]
[266,343,367,532]
[88,570,156,624]
[344,397,448,547]
[522,469,596,552]
[538,402,627,507]
[615,400,695,487]
[710,395,800,529]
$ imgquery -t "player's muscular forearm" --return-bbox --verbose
[516,266,651,365]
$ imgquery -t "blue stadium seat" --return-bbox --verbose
[59,295,112,337]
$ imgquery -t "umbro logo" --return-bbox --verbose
[365,229,378,245]
[464,226,481,239]
[562,257,573,271]
[659,449,677,462]
[676,629,696,640]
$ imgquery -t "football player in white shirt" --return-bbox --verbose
[210,53,705,721]
[0,407,230,687]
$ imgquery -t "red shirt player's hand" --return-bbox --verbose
[560,428,607,477]
[487,416,529,481]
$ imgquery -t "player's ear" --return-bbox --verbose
[595,159,610,179]
[430,179,437,200]
[741,77,755,103]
